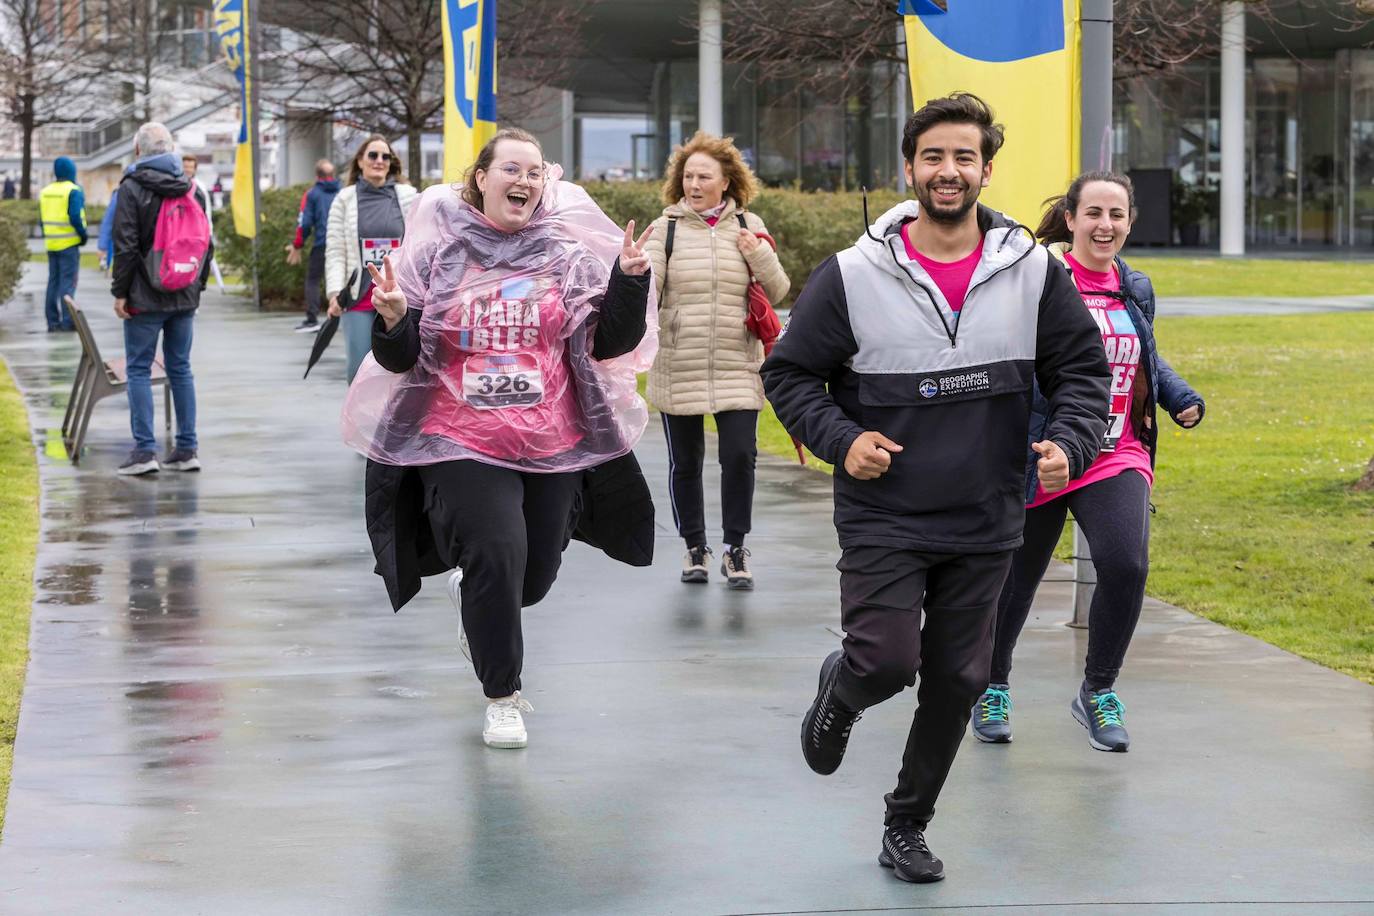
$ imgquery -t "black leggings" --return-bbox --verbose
[418,460,582,698]
[660,410,758,548]
[990,470,1151,691]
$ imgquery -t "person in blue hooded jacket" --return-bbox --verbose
[973,171,1205,754]
[39,156,87,331]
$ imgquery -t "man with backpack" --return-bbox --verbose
[110,122,213,476]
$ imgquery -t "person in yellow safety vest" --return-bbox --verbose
[40,156,88,332]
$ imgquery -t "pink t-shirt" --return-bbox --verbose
[901,222,983,312]
[421,269,583,462]
[1028,253,1154,507]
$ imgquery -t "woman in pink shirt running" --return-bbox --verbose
[973,171,1205,753]
[342,129,657,750]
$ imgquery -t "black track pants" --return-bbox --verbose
[660,410,758,547]
[990,469,1151,690]
[833,546,1014,828]
[418,460,582,698]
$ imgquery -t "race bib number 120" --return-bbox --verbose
[462,353,544,409]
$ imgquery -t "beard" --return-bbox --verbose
[915,180,979,225]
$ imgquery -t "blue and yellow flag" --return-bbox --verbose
[901,0,1081,228]
[213,0,256,238]
[443,0,498,183]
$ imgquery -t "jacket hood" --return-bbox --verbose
[126,155,193,198]
[53,157,77,181]
[661,196,740,223]
[317,178,341,193]
[854,199,1033,283]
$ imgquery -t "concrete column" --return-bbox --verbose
[1080,0,1114,171]
[698,0,723,135]
[1220,1,1246,256]
[280,110,332,187]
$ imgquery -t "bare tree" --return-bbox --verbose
[721,0,1371,97]
[0,0,99,197]
[279,0,587,182]
[86,0,182,124]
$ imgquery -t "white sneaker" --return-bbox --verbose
[447,570,471,663]
[483,693,532,748]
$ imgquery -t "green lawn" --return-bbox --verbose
[1129,256,1374,299]
[741,312,1374,683]
[0,363,39,833]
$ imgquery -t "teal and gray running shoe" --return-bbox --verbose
[972,685,1012,743]
[1071,684,1130,752]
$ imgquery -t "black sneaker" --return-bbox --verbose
[879,825,945,883]
[800,650,862,775]
[162,448,201,472]
[720,545,754,590]
[117,450,159,476]
[681,545,711,583]
[971,684,1012,743]
[293,319,321,333]
[1071,683,1130,752]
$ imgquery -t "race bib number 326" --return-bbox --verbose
[462,353,544,409]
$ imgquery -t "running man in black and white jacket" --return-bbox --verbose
[762,93,1110,885]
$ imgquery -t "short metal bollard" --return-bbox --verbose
[1069,519,1094,629]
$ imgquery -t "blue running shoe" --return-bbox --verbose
[1071,683,1130,752]
[972,685,1012,743]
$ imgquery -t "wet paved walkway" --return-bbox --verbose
[0,261,1371,914]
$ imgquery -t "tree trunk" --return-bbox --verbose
[19,94,35,199]
[1355,454,1374,492]
[407,122,422,187]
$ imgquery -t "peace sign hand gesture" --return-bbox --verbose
[617,220,654,277]
[367,255,407,329]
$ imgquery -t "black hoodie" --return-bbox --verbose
[110,156,213,313]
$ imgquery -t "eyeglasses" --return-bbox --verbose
[494,163,545,184]
[365,151,393,162]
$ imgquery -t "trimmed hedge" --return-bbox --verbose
[214,180,914,309]
[0,212,26,306]
[215,183,312,309]
[581,182,909,305]
[0,199,107,239]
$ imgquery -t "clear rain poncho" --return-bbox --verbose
[340,166,657,472]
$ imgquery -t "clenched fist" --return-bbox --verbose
[844,431,903,480]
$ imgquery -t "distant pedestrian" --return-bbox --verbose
[285,158,339,333]
[643,131,790,589]
[97,188,119,271]
[110,122,213,476]
[973,171,1206,753]
[40,156,88,332]
[2,173,15,199]
[210,177,224,209]
[325,135,416,382]
[181,155,213,224]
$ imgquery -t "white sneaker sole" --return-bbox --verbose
[483,732,527,749]
[117,461,159,476]
[162,459,201,472]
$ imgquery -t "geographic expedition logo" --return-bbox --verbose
[919,370,991,399]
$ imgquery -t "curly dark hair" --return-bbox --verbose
[901,92,1006,165]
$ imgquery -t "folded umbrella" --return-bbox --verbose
[303,270,356,379]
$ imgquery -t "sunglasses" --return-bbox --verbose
[365,151,393,162]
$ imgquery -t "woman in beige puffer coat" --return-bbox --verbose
[643,132,789,590]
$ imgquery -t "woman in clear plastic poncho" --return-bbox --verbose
[342,128,657,750]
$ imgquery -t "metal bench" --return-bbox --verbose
[61,295,172,464]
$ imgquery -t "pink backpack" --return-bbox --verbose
[145,189,210,293]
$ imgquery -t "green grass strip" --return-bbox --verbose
[0,361,39,832]
[1129,257,1374,299]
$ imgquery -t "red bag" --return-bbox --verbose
[737,218,805,464]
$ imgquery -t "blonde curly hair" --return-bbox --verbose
[660,131,760,208]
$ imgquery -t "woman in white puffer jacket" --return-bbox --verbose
[643,132,789,590]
